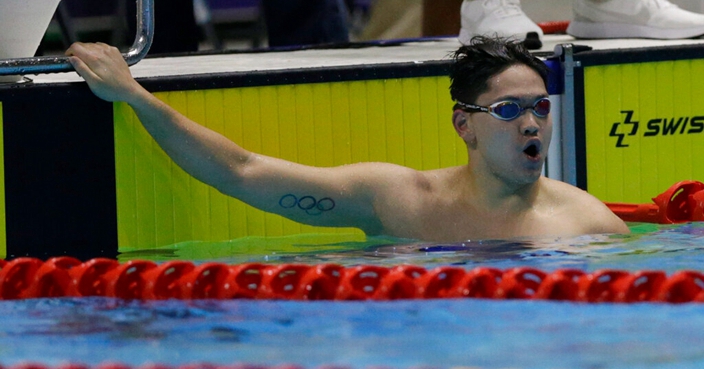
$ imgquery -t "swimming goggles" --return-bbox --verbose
[455,97,551,121]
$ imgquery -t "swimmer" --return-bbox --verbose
[65,36,629,242]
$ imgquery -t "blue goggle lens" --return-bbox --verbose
[493,102,522,120]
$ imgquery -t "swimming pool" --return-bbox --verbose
[3,8,704,367]
[2,222,704,368]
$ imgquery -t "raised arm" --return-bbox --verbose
[65,42,412,234]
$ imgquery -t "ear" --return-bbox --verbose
[453,110,475,143]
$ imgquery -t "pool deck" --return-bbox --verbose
[28,35,704,84]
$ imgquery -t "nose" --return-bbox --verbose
[520,114,540,136]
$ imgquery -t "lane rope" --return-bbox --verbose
[1,257,703,303]
[605,180,704,224]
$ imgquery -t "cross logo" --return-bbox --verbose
[609,110,639,148]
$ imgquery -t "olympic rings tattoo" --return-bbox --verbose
[279,194,336,215]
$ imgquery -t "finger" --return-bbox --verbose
[68,55,99,82]
[65,41,87,57]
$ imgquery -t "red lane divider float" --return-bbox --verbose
[1,257,704,303]
[606,180,704,224]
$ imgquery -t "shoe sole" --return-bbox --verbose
[567,20,704,39]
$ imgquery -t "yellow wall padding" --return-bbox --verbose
[114,77,461,250]
[584,59,704,204]
[0,102,5,259]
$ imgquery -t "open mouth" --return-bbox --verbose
[523,142,540,159]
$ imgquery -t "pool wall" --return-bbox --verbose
[113,76,461,251]
[578,47,704,204]
[0,85,117,260]
[0,52,461,259]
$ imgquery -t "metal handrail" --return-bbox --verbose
[0,0,154,77]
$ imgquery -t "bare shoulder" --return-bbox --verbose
[336,161,428,187]
[541,177,630,235]
[330,161,433,207]
[353,163,449,206]
[344,162,453,232]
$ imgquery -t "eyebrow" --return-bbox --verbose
[487,94,549,104]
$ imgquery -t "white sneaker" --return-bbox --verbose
[459,0,543,49]
[568,0,704,39]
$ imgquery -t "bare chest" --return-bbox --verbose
[384,202,579,242]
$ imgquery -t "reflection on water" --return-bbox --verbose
[118,222,704,273]
[4,295,704,368]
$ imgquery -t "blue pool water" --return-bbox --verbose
[120,222,704,273]
[3,222,704,368]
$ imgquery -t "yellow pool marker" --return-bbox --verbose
[114,77,460,251]
[584,59,704,204]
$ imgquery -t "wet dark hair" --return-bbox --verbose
[449,36,549,106]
